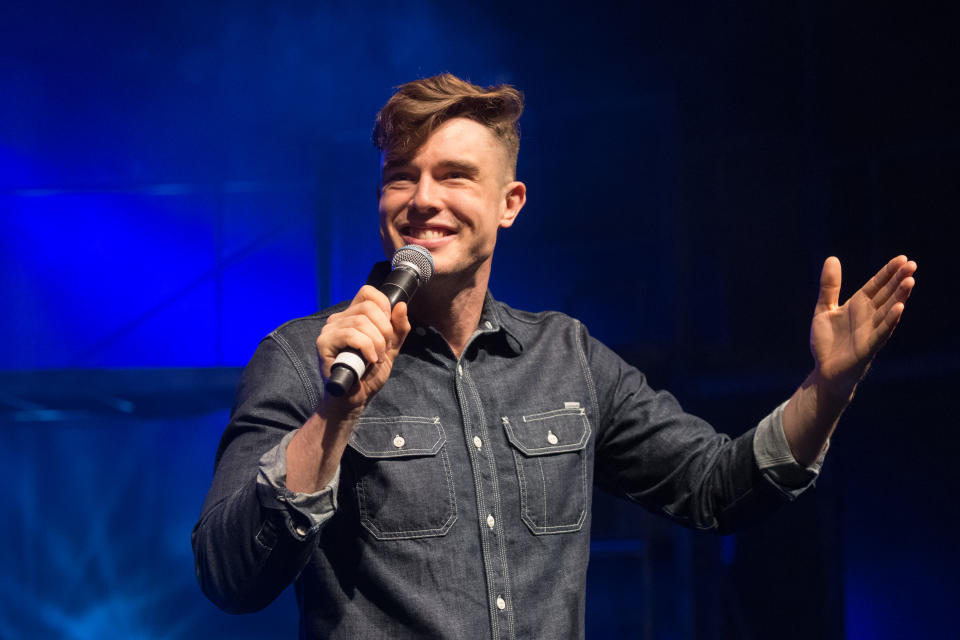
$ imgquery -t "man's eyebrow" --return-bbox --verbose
[381,159,482,179]
[381,159,411,176]
[436,160,480,176]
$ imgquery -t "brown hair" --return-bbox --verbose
[373,73,524,177]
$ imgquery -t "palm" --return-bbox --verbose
[809,256,916,393]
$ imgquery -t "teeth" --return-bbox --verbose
[410,228,448,239]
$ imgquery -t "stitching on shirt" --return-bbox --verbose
[352,424,458,540]
[455,367,500,640]
[475,303,517,639]
[508,417,587,536]
[355,415,439,424]
[505,411,591,455]
[498,304,568,326]
[464,366,515,639]
[522,407,586,421]
[513,448,530,530]
[355,446,458,540]
[538,458,548,527]
[270,332,319,410]
[348,417,445,458]
[573,320,600,435]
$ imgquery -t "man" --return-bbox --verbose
[193,74,916,638]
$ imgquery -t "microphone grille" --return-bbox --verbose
[391,244,434,284]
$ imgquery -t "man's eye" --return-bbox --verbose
[386,174,415,184]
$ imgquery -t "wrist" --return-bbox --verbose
[806,368,857,408]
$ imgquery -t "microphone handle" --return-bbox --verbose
[325,268,420,397]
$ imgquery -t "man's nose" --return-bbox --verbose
[410,176,441,213]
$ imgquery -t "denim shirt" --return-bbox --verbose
[193,284,821,639]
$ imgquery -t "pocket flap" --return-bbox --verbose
[348,416,445,459]
[503,408,590,456]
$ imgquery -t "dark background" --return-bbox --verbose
[1,1,956,638]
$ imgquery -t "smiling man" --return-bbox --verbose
[193,74,916,639]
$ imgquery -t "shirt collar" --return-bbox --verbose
[365,262,524,356]
[479,290,524,355]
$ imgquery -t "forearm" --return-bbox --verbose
[286,401,360,493]
[192,327,349,612]
[781,371,853,467]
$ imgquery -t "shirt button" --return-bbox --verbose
[415,326,426,336]
[393,435,405,448]
[547,430,559,445]
[457,364,463,376]
[486,514,495,529]
[484,320,493,329]
[473,436,483,450]
[496,596,506,610]
[295,525,307,537]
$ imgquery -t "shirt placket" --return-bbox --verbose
[455,338,516,640]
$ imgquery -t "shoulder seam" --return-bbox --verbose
[497,304,569,326]
[270,302,347,334]
[269,331,319,410]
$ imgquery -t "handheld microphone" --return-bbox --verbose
[324,244,434,397]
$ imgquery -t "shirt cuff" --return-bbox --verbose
[753,400,829,499]
[256,429,340,540]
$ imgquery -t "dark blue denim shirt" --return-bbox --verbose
[193,281,820,639]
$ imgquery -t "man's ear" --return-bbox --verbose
[499,181,526,229]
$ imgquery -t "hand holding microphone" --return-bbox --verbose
[321,245,434,398]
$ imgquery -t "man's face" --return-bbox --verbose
[378,118,525,281]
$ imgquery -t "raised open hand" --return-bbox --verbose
[809,255,916,397]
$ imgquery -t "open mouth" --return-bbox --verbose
[402,226,453,240]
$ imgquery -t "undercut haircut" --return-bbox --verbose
[373,73,524,178]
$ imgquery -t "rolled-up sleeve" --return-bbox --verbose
[257,429,340,539]
[753,401,828,499]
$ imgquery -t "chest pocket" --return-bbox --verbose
[503,407,591,535]
[346,416,457,541]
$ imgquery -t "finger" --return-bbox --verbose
[389,302,412,351]
[870,259,917,308]
[348,300,396,337]
[815,256,842,313]
[318,317,389,369]
[330,297,396,340]
[861,255,908,298]
[322,325,381,366]
[867,301,906,354]
[316,327,383,379]
[897,273,916,303]
[351,285,392,320]
[873,276,915,328]
[338,314,391,357]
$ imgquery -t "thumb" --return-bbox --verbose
[389,302,412,352]
[816,256,842,313]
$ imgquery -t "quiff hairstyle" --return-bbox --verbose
[373,73,524,178]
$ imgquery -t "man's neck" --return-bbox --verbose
[410,267,489,359]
